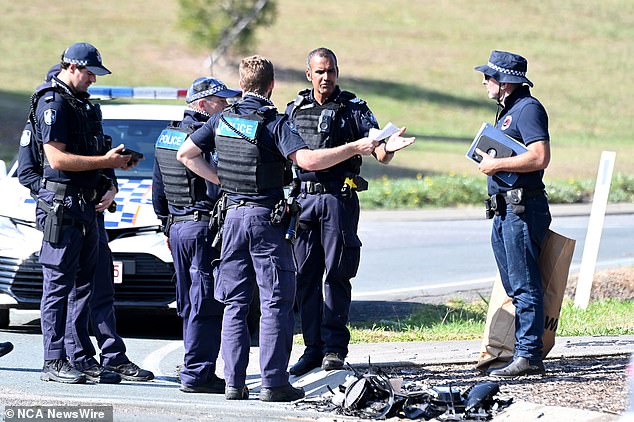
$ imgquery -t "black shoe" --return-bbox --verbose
[104,361,154,381]
[489,357,545,377]
[0,342,13,358]
[41,359,86,384]
[180,374,226,394]
[259,384,305,402]
[80,363,122,384]
[321,352,344,371]
[289,354,323,376]
[225,385,250,400]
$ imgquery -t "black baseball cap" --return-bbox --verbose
[61,42,111,76]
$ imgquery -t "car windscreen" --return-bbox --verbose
[103,119,170,179]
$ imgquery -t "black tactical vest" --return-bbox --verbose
[30,80,106,164]
[290,90,362,178]
[155,124,207,207]
[215,107,291,195]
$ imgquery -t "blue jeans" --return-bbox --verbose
[491,195,551,363]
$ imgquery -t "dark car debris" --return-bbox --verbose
[294,363,512,420]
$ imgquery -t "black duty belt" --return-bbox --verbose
[42,179,98,203]
[170,211,212,223]
[226,198,278,209]
[301,181,341,195]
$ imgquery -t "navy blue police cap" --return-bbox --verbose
[475,50,533,87]
[186,77,241,104]
[62,42,111,76]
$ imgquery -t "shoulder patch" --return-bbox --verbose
[20,129,32,147]
[364,110,378,127]
[349,97,366,105]
[43,109,56,126]
[286,120,299,135]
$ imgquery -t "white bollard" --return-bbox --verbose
[574,151,616,309]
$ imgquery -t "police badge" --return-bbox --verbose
[44,109,56,126]
[20,130,32,147]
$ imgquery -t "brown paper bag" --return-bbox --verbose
[476,229,576,370]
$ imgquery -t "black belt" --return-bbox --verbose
[42,179,98,202]
[301,181,341,195]
[170,211,211,223]
[225,198,278,209]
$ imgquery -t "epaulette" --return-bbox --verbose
[258,105,278,118]
[291,89,311,107]
[338,90,364,105]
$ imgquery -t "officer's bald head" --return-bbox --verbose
[239,55,274,97]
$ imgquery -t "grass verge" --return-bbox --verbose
[291,297,634,345]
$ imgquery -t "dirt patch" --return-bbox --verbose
[565,268,634,301]
[387,354,630,417]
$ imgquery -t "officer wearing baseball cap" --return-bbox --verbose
[153,76,240,394]
[18,64,154,383]
[62,42,111,76]
[474,50,552,378]
[34,42,133,384]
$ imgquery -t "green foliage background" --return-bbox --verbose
[0,0,631,208]
[177,0,276,55]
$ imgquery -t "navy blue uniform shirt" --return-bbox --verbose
[490,86,549,195]
[190,94,306,203]
[35,78,101,189]
[152,109,220,219]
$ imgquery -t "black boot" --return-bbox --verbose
[289,354,322,376]
[321,352,344,371]
[259,384,305,402]
[41,359,86,384]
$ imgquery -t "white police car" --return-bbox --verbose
[0,86,187,328]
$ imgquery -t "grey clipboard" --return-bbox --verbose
[466,123,528,186]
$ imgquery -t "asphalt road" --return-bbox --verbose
[1,204,632,420]
[354,207,634,299]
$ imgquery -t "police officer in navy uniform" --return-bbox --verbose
[178,55,381,402]
[152,77,240,393]
[18,64,154,383]
[285,48,415,376]
[33,43,133,384]
[474,50,552,377]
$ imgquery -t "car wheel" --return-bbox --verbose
[0,309,9,329]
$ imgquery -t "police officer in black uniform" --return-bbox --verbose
[474,50,552,377]
[152,77,240,393]
[286,47,415,376]
[33,43,133,384]
[178,55,380,402]
[19,64,154,383]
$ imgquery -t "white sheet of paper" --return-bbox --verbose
[369,122,400,141]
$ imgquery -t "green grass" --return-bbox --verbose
[1,0,632,180]
[291,297,634,344]
[357,173,634,209]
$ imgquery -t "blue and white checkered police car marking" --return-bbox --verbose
[104,178,155,228]
[20,178,157,229]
